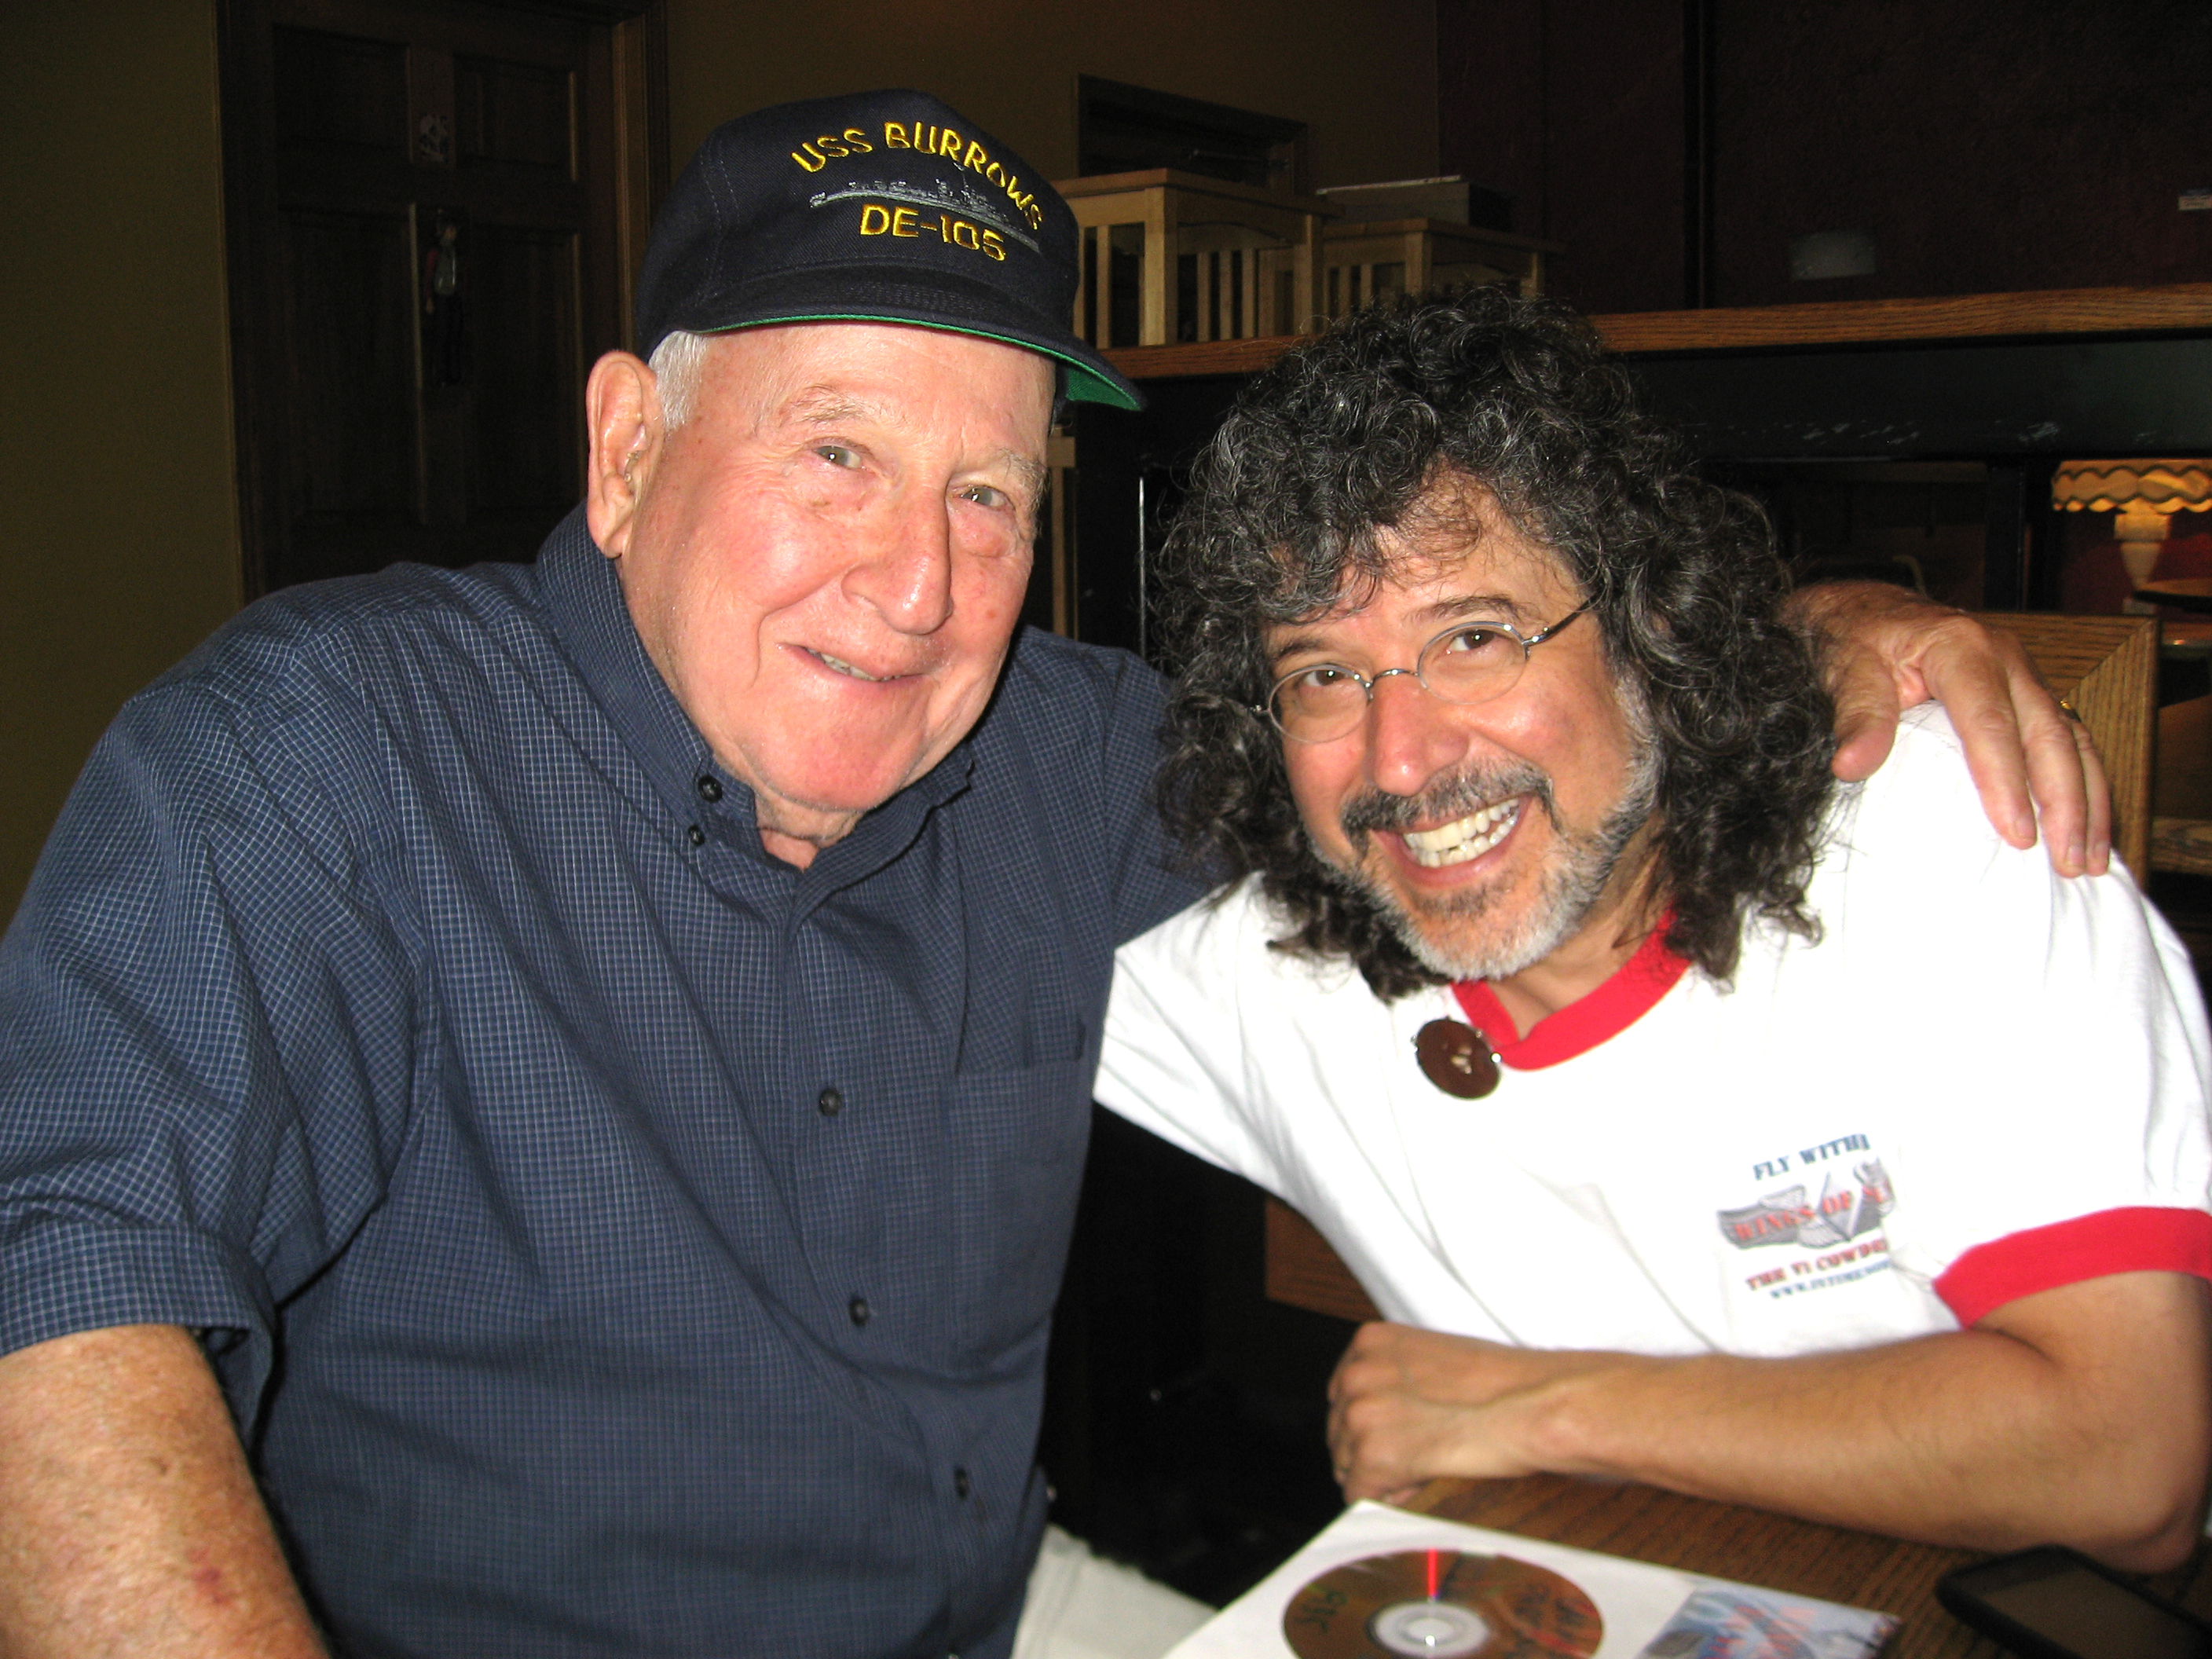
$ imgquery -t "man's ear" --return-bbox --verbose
[585,350,663,558]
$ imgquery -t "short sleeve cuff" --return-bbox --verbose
[1935,1206,2212,1327]
[0,1221,274,1418]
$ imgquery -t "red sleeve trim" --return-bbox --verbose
[1935,1207,2212,1326]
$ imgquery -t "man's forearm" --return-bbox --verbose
[1525,1318,2199,1566]
[0,1324,326,1658]
[1333,1273,2210,1570]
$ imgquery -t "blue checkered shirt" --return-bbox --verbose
[0,511,1202,1657]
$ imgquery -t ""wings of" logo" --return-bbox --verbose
[1717,1159,1895,1251]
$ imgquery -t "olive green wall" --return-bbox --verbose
[662,0,1440,189]
[0,2,244,922]
[0,1,1434,925]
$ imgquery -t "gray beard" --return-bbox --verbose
[1330,735,1662,984]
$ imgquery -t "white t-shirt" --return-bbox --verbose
[1099,706,2212,1355]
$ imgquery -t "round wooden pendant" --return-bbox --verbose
[1415,1018,1500,1099]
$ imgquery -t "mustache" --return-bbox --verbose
[1339,760,1555,842]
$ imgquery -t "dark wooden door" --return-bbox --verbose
[221,0,664,595]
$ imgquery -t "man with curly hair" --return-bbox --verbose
[1097,288,2212,1569]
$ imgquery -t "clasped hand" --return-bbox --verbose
[1326,1321,1625,1505]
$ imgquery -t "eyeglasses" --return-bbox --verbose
[1260,602,1592,745]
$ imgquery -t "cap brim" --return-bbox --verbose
[668,263,1144,412]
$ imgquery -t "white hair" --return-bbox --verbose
[647,328,716,430]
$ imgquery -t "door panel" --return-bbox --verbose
[280,207,419,528]
[222,0,664,596]
[464,224,581,518]
[456,54,574,175]
[273,27,408,155]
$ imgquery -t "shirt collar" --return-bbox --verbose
[535,507,976,863]
[1451,916,1690,1069]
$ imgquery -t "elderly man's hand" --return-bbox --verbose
[1325,1321,1613,1504]
[1788,582,2110,877]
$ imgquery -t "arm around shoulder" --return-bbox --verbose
[0,1325,326,1657]
[1785,580,2110,875]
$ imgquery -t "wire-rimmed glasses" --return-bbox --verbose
[1260,602,1592,744]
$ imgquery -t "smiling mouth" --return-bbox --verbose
[806,647,898,683]
[1400,799,1522,868]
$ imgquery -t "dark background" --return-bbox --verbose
[1440,0,2212,315]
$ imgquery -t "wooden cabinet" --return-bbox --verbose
[1057,168,1337,348]
[1320,218,1558,317]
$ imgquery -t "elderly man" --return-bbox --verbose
[1099,288,2212,1572]
[0,93,2123,1658]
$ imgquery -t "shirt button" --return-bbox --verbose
[954,1467,972,1500]
[817,1086,844,1117]
[686,825,705,848]
[848,1296,871,1328]
[695,775,722,803]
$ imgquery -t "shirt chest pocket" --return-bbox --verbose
[939,1057,1093,1364]
[957,991,1089,1073]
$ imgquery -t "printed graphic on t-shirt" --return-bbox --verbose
[1716,1133,1896,1300]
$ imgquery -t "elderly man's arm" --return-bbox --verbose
[1791,581,2110,876]
[0,1326,327,1658]
[1329,1269,2211,1572]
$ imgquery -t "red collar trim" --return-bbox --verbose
[1451,921,1690,1070]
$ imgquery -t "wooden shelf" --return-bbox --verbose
[1101,337,1310,379]
[1593,282,2212,353]
[1099,282,2212,382]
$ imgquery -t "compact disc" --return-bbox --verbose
[1281,1549,1602,1659]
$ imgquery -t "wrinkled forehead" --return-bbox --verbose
[680,323,1056,480]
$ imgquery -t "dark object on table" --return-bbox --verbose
[1937,1545,2212,1659]
[2159,638,2212,707]
[2137,580,2212,615]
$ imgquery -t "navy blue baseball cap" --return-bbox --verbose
[635,90,1142,411]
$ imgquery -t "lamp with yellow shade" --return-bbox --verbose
[2051,459,2212,613]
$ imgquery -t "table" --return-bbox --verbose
[1403,1474,2209,1657]
[2137,578,2212,615]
